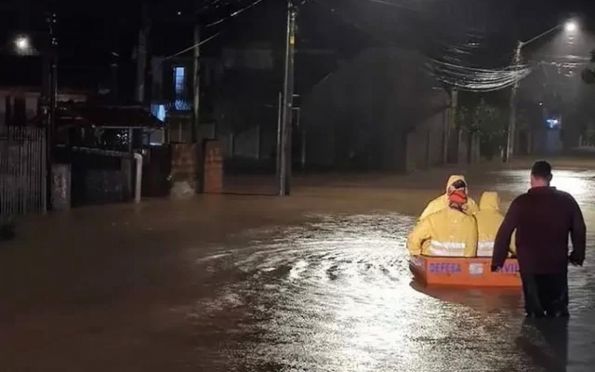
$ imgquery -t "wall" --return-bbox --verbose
[232,125,260,159]
[67,151,131,206]
[0,89,87,127]
[301,47,449,171]
[406,111,447,172]
[0,92,38,127]
[533,128,562,155]
[166,115,193,144]
[170,143,199,197]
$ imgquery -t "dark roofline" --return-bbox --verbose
[0,85,90,96]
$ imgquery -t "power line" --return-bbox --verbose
[163,32,221,60]
[313,0,532,92]
[205,0,265,28]
[162,0,267,59]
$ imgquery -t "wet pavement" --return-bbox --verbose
[2,163,595,371]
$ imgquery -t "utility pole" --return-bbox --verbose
[276,91,283,176]
[43,10,57,212]
[504,21,577,161]
[279,0,297,196]
[505,41,522,163]
[443,88,457,164]
[110,52,119,103]
[136,3,149,104]
[192,14,201,143]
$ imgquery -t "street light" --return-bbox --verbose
[565,20,578,33]
[505,19,579,162]
[14,35,31,54]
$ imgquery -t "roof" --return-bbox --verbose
[30,104,162,129]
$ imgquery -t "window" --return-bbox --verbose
[546,117,561,130]
[173,66,191,111]
[174,67,185,96]
[4,96,11,126]
[150,104,167,122]
[14,97,26,126]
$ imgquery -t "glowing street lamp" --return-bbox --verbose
[14,35,31,53]
[565,20,578,33]
[505,18,580,162]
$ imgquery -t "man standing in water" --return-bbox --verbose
[492,161,586,317]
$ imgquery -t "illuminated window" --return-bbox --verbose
[546,118,561,129]
[173,66,191,111]
[174,67,185,95]
[150,104,167,122]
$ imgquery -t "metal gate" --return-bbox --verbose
[0,126,46,224]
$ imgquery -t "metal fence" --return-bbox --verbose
[0,126,46,224]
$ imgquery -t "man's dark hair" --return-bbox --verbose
[531,160,553,181]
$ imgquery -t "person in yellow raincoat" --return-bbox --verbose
[408,189,478,257]
[475,191,516,257]
[419,175,479,220]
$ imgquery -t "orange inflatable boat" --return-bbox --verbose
[409,256,522,287]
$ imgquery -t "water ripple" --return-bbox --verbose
[188,213,530,371]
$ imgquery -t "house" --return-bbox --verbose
[301,48,451,171]
[149,42,279,158]
[0,55,88,128]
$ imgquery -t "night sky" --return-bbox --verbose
[1,0,595,93]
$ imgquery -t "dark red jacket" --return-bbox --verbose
[492,187,586,274]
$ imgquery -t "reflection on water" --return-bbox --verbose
[184,169,595,371]
[190,214,531,371]
[517,318,569,372]
[489,169,595,204]
[3,168,595,370]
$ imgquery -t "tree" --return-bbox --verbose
[458,98,507,160]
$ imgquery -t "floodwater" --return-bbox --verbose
[2,165,595,371]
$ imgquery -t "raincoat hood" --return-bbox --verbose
[446,175,467,193]
[475,191,513,257]
[479,192,500,212]
[418,175,478,221]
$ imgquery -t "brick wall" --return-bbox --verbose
[170,144,199,195]
[203,140,223,193]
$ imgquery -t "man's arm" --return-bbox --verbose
[569,196,586,266]
[407,218,431,256]
[492,199,520,270]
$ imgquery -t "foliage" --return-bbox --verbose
[458,99,506,140]
[457,98,507,159]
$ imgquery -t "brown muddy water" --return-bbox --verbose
[1,167,595,371]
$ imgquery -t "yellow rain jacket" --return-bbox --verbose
[419,175,479,221]
[475,192,516,257]
[408,206,478,257]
